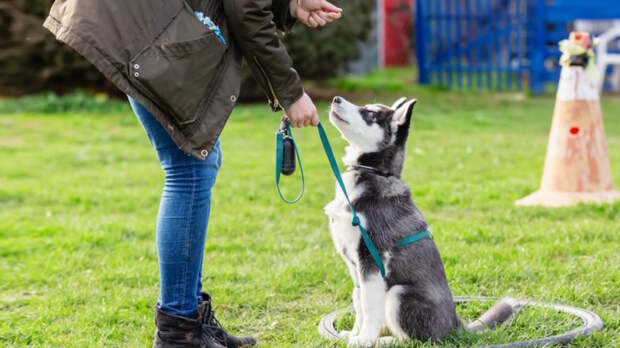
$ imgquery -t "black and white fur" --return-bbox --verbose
[324,96,461,346]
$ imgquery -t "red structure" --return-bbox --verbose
[381,0,413,66]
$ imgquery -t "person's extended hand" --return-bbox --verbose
[285,92,319,128]
[290,0,342,28]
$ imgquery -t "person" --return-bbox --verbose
[43,0,342,347]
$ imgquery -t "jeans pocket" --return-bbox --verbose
[207,140,223,170]
[216,142,223,169]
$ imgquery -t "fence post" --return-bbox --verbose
[416,0,429,84]
[530,0,546,93]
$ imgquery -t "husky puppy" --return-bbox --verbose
[324,96,461,346]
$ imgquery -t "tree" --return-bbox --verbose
[0,0,376,97]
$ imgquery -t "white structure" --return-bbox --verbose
[595,24,620,91]
[575,20,620,91]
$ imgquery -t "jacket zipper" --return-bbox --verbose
[253,56,280,109]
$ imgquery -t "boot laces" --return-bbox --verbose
[201,303,227,345]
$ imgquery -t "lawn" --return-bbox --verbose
[1,71,619,347]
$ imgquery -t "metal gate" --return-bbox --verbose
[416,0,620,93]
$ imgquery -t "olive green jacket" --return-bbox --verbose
[43,0,303,159]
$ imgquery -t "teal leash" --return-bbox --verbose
[276,120,432,278]
[317,123,387,278]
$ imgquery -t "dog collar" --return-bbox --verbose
[349,165,392,177]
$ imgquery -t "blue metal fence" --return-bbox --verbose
[416,0,620,93]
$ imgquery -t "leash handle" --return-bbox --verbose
[317,123,386,278]
[275,120,305,204]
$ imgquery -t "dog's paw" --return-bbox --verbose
[376,336,395,346]
[339,330,353,339]
[340,325,362,339]
[347,336,375,347]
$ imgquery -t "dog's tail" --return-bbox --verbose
[465,297,522,333]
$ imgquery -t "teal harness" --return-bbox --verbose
[275,120,432,278]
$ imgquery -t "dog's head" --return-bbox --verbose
[329,96,417,151]
[329,96,416,175]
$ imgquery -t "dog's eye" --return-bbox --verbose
[362,110,377,119]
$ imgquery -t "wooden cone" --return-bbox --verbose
[516,34,620,207]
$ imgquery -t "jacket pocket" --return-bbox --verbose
[159,34,219,58]
[129,1,227,125]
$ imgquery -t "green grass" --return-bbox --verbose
[0,92,128,115]
[1,73,619,347]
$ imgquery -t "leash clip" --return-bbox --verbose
[277,117,290,137]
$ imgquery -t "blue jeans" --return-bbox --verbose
[128,97,222,318]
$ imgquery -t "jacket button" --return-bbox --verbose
[201,149,209,157]
[134,64,140,69]
[134,72,140,78]
[230,95,237,103]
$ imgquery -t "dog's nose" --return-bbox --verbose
[333,96,342,104]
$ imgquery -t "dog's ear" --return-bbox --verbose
[393,99,417,126]
[391,97,407,110]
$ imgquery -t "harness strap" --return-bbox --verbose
[275,122,305,204]
[395,230,433,248]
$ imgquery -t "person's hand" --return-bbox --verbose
[285,92,319,128]
[290,0,342,28]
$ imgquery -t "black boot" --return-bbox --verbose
[153,307,227,348]
[198,293,257,348]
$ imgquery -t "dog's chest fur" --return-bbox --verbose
[324,171,363,265]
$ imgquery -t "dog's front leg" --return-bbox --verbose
[348,272,386,347]
[351,286,362,336]
[340,261,363,339]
